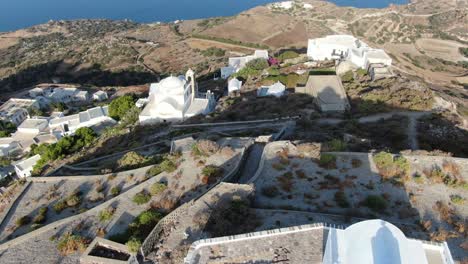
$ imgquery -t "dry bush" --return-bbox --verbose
[351,159,362,168]
[57,233,90,255]
[194,140,219,157]
[277,172,294,192]
[442,160,460,177]
[196,160,205,167]
[220,146,235,157]
[296,143,320,159]
[295,169,306,179]
[430,228,459,242]
[373,152,409,181]
[96,228,106,237]
[433,201,456,224]
[261,185,279,198]
[272,163,286,171]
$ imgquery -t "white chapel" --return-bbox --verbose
[139,69,216,124]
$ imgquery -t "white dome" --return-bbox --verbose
[159,76,186,93]
[344,220,411,264]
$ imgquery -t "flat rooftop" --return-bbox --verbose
[186,224,328,264]
[304,75,350,112]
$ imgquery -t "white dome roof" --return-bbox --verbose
[159,76,186,92]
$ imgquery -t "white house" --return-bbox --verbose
[228,78,242,94]
[221,50,269,79]
[307,35,392,70]
[139,69,216,124]
[49,106,116,137]
[257,81,286,97]
[14,154,41,178]
[92,91,108,101]
[0,138,22,157]
[0,98,39,126]
[16,118,49,134]
[49,87,90,103]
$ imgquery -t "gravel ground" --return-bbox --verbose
[252,141,468,261]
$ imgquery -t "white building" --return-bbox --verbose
[228,78,243,94]
[139,69,216,124]
[14,154,41,178]
[257,81,286,97]
[0,99,39,126]
[270,1,294,9]
[92,91,108,101]
[0,138,22,157]
[49,87,90,103]
[49,106,116,137]
[221,50,269,79]
[307,35,392,70]
[16,118,49,134]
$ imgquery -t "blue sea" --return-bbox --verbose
[0,0,408,32]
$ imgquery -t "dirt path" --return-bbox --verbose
[188,37,257,51]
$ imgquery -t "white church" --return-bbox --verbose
[139,69,216,124]
[307,35,392,70]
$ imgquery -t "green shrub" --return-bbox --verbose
[126,237,142,253]
[373,152,410,180]
[110,186,120,196]
[245,58,269,70]
[109,95,136,121]
[134,210,163,226]
[159,159,177,173]
[132,191,151,205]
[450,194,465,205]
[334,191,350,208]
[326,139,347,151]
[150,182,167,196]
[146,165,163,177]
[318,154,337,169]
[98,206,115,222]
[53,200,68,213]
[341,71,354,82]
[0,120,16,138]
[278,50,299,61]
[33,207,48,224]
[200,47,225,57]
[116,151,150,170]
[201,165,224,184]
[364,195,387,212]
[267,67,280,76]
[16,215,31,226]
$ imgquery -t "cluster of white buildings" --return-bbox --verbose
[269,1,313,10]
[139,69,216,124]
[307,35,392,72]
[29,86,108,107]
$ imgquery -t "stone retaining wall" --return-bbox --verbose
[173,116,299,129]
[0,182,31,231]
[0,171,169,251]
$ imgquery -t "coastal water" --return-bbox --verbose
[0,0,408,32]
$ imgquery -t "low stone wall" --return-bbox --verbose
[172,116,299,129]
[0,182,31,231]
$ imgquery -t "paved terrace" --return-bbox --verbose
[185,224,328,264]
